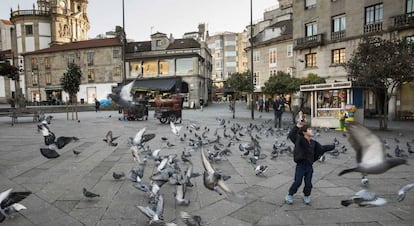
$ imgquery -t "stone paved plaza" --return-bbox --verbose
[0,102,413,226]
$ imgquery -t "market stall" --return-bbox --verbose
[300,81,363,128]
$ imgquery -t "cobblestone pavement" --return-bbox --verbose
[0,102,413,226]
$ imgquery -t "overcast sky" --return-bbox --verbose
[1,0,278,41]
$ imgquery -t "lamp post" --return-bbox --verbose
[121,0,127,84]
[250,0,254,120]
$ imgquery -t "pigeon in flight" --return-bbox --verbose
[174,183,190,206]
[107,80,134,107]
[38,124,79,159]
[341,189,387,207]
[0,188,31,223]
[397,183,414,202]
[180,211,202,226]
[201,147,233,195]
[170,121,182,136]
[82,188,100,198]
[338,122,407,176]
[103,130,119,146]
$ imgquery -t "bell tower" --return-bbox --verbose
[48,0,90,45]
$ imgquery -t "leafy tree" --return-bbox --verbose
[226,71,254,118]
[344,37,414,130]
[262,71,325,123]
[61,63,82,120]
[0,58,25,108]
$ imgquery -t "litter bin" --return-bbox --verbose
[80,98,85,104]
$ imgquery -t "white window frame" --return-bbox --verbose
[269,48,277,67]
[287,45,293,57]
[253,51,260,62]
[306,22,318,37]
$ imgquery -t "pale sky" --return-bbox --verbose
[1,0,278,41]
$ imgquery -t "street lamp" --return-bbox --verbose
[250,0,254,120]
[121,0,127,84]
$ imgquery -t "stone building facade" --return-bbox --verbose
[125,32,212,108]
[22,38,122,104]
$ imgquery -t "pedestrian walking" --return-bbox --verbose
[258,98,264,112]
[95,98,100,112]
[273,95,284,129]
[199,97,204,111]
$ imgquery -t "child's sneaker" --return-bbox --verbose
[285,194,293,204]
[303,196,311,205]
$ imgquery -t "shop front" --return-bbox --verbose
[300,81,363,128]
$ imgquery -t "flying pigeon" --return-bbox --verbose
[341,189,387,207]
[103,130,119,146]
[397,183,414,202]
[255,165,268,176]
[107,80,134,107]
[38,124,79,159]
[201,147,233,195]
[338,122,407,176]
[0,188,31,223]
[180,211,202,226]
[82,188,100,198]
[174,183,190,206]
[170,121,182,136]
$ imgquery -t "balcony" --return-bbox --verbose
[293,34,323,50]
[331,30,346,41]
[364,22,383,34]
[391,12,414,30]
[11,10,49,17]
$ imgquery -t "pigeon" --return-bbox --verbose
[82,188,100,198]
[103,130,119,146]
[397,183,414,202]
[361,175,369,186]
[40,145,60,159]
[0,188,31,223]
[201,147,233,195]
[38,124,79,159]
[107,80,134,107]
[255,165,268,176]
[174,183,190,206]
[112,171,125,180]
[72,149,81,156]
[180,211,202,226]
[341,189,387,207]
[130,127,147,148]
[338,122,407,176]
[170,121,182,136]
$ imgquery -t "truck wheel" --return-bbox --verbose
[159,117,168,124]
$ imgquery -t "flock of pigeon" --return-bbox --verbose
[1,107,414,224]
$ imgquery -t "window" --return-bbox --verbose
[159,59,174,75]
[143,60,158,75]
[332,15,346,32]
[305,0,316,9]
[68,54,75,64]
[31,58,38,70]
[253,51,260,62]
[87,52,94,66]
[44,57,50,69]
[287,45,293,57]
[176,58,194,75]
[156,40,162,47]
[287,67,293,75]
[45,72,52,85]
[332,48,346,64]
[87,69,95,82]
[408,0,414,13]
[305,53,317,68]
[269,48,277,67]
[25,25,33,36]
[113,49,120,58]
[269,69,277,76]
[365,3,383,25]
[305,22,317,37]
[32,72,38,85]
[113,66,120,77]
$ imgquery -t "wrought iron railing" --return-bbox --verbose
[294,34,323,50]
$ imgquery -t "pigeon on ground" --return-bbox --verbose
[112,172,125,180]
[338,122,407,176]
[397,183,414,202]
[0,188,31,223]
[201,147,233,195]
[103,130,119,146]
[82,188,100,198]
[180,211,202,226]
[174,183,190,206]
[72,149,81,156]
[341,189,387,207]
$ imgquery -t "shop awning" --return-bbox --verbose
[132,79,177,92]
[44,86,62,91]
